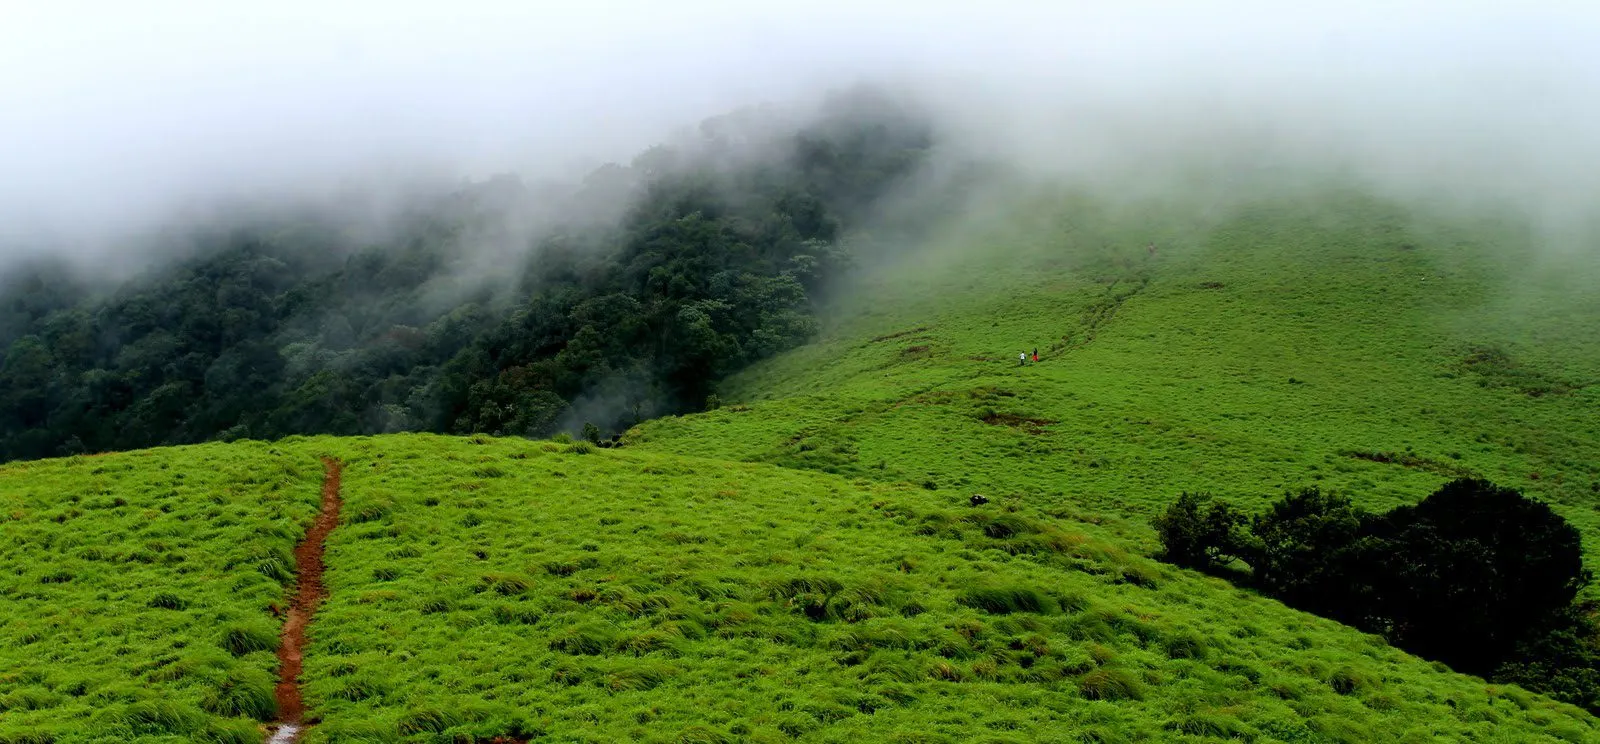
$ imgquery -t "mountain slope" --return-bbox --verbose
[4,187,1600,743]
[630,189,1600,563]
[302,434,1596,742]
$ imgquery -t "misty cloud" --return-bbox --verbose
[3,2,1599,266]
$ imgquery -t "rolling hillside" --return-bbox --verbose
[633,189,1600,563]
[4,187,1599,743]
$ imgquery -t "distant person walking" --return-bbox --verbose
[1019,352,1026,367]
[1147,242,1157,257]
[1032,348,1039,363]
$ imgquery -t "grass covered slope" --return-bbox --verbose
[5,187,1600,743]
[290,434,1593,742]
[629,190,1600,562]
[0,443,322,743]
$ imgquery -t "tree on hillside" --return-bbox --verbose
[1152,478,1597,710]
[1247,487,1380,621]
[1151,492,1250,571]
[1372,478,1588,673]
[1497,603,1600,712]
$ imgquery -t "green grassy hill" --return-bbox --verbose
[4,187,1600,743]
[0,444,322,743]
[632,189,1600,562]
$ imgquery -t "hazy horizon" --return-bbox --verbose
[4,1,1599,267]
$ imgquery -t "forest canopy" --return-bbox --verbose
[0,87,935,462]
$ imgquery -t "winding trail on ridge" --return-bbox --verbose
[268,458,343,743]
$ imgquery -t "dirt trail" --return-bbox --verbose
[268,458,343,742]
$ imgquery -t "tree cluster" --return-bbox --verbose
[0,88,933,462]
[1155,478,1600,710]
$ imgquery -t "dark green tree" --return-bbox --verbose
[1372,478,1588,673]
[1150,478,1598,711]
[1152,492,1251,571]
[1246,487,1376,617]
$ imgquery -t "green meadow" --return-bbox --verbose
[633,189,1600,565]
[5,187,1600,742]
[0,443,322,742]
[298,433,1592,742]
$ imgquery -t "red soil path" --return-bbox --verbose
[271,458,343,734]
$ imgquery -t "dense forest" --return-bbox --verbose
[0,88,934,463]
[1155,480,1600,711]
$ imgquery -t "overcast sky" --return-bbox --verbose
[3,1,1598,255]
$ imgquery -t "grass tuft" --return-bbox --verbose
[957,585,1054,615]
[218,622,278,657]
[147,592,188,610]
[479,571,534,596]
[200,667,276,720]
[549,622,619,655]
[1078,669,1144,701]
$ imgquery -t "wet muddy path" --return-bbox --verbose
[267,458,343,743]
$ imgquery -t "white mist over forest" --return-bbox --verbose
[3,2,1598,267]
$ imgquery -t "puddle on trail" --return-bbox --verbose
[267,724,300,744]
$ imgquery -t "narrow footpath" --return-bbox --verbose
[267,458,343,744]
